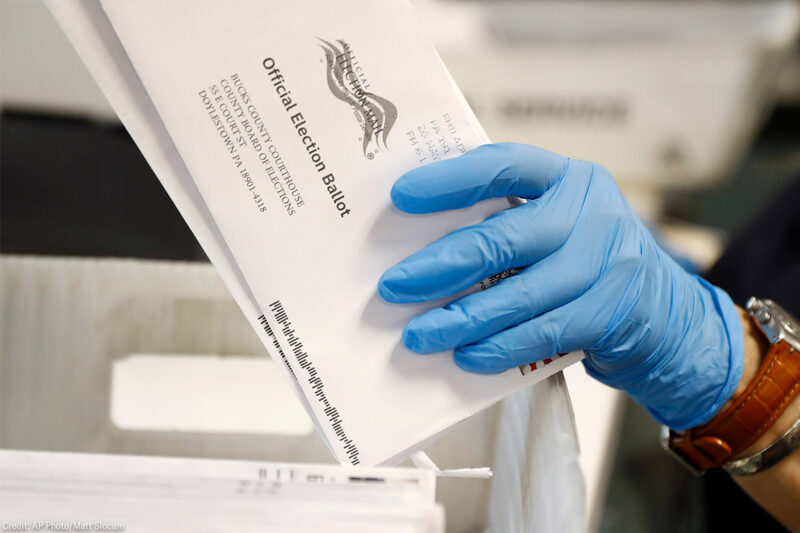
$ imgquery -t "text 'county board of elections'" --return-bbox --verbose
[47,0,583,466]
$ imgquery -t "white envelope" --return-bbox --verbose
[48,0,582,467]
[0,450,444,533]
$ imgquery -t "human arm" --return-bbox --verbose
[378,143,800,530]
[731,306,800,531]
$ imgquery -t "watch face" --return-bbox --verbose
[767,300,800,349]
[749,299,800,349]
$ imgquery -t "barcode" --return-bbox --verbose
[268,300,361,465]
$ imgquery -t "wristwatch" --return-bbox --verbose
[662,297,800,475]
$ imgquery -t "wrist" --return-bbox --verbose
[722,306,769,410]
[662,297,800,478]
[728,306,800,457]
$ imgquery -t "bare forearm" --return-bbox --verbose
[730,306,800,531]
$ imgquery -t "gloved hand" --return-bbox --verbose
[379,143,744,430]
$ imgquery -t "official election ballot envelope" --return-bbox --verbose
[48,0,583,467]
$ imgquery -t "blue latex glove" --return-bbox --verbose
[379,143,744,430]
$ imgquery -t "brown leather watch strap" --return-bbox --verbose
[670,339,800,471]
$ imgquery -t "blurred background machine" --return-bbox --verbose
[3,1,800,532]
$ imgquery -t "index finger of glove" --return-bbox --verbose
[378,200,567,303]
[390,143,569,214]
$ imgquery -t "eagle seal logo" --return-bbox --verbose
[319,38,398,159]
